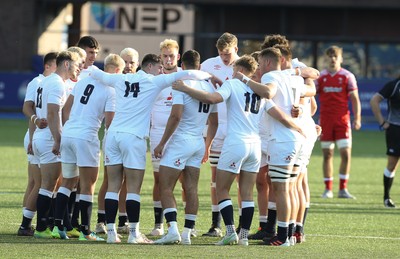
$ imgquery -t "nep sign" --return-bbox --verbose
[87,2,193,33]
[81,2,195,61]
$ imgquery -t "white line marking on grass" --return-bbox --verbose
[307,234,400,240]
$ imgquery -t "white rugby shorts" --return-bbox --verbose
[104,131,147,169]
[160,137,205,170]
[32,137,61,164]
[61,136,100,167]
[24,130,39,165]
[267,140,302,166]
[217,142,261,174]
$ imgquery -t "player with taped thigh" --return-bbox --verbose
[153,50,218,245]
[91,54,213,244]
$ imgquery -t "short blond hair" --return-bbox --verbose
[216,32,238,50]
[160,39,179,51]
[104,54,125,71]
[234,55,258,76]
[120,48,139,61]
[67,46,86,59]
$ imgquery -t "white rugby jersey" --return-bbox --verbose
[150,68,182,134]
[65,78,78,97]
[79,65,98,80]
[33,73,66,140]
[299,97,317,140]
[261,70,305,142]
[91,69,211,139]
[150,87,173,134]
[217,78,266,145]
[201,55,238,125]
[62,77,116,140]
[171,79,217,140]
[258,99,277,139]
[24,74,45,103]
[291,58,307,68]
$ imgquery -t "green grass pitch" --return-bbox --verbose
[0,118,398,257]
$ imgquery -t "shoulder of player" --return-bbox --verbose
[41,73,61,86]
[75,77,99,89]
[27,75,43,88]
[337,68,356,78]
[201,56,220,71]
[261,70,281,80]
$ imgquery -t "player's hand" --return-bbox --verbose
[35,118,48,129]
[291,105,301,118]
[232,71,244,81]
[352,119,361,130]
[172,80,185,91]
[154,144,164,159]
[315,124,322,136]
[201,148,210,164]
[52,142,60,156]
[210,74,222,89]
[27,142,34,155]
[297,127,306,138]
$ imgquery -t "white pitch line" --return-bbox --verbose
[307,234,400,240]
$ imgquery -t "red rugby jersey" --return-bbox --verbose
[316,68,358,117]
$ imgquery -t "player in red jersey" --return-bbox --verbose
[316,46,361,199]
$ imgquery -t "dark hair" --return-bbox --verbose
[181,50,200,69]
[141,53,161,68]
[77,36,99,49]
[250,51,260,62]
[261,34,289,50]
[43,52,58,66]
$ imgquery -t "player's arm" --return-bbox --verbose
[23,100,39,154]
[104,112,115,130]
[232,71,276,99]
[349,89,362,130]
[62,94,74,125]
[104,87,116,130]
[23,100,35,120]
[266,100,305,137]
[153,104,183,159]
[154,70,212,89]
[172,80,223,104]
[310,96,318,116]
[23,101,47,129]
[90,69,122,87]
[27,118,36,155]
[47,103,62,155]
[303,78,316,97]
[370,93,388,130]
[202,112,218,164]
[299,67,320,80]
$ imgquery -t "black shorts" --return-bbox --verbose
[385,124,400,157]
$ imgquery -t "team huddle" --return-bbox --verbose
[17,32,361,247]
